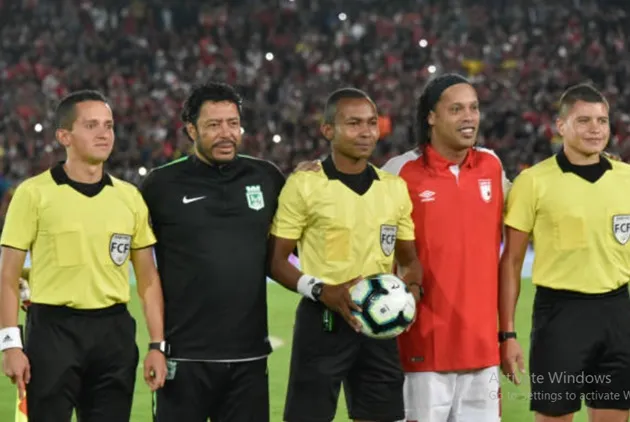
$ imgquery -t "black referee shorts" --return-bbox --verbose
[529,284,630,417]
[153,358,269,422]
[284,298,404,422]
[24,303,139,422]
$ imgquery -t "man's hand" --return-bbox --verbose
[2,349,30,399]
[294,160,321,173]
[500,338,526,385]
[319,277,363,332]
[403,284,422,332]
[143,350,167,391]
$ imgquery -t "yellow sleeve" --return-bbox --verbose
[504,170,536,233]
[270,173,307,240]
[0,183,38,251]
[502,169,513,201]
[396,180,415,241]
[132,188,157,249]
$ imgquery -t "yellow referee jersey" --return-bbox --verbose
[0,163,156,309]
[505,152,630,293]
[270,157,415,285]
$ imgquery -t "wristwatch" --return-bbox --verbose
[149,341,170,356]
[498,331,517,343]
[311,282,324,302]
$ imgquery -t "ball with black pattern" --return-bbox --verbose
[350,273,416,339]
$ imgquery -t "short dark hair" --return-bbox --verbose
[55,90,109,130]
[181,81,243,128]
[558,83,609,117]
[323,88,374,125]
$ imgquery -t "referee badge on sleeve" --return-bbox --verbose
[380,225,397,256]
[110,234,132,265]
[613,215,630,245]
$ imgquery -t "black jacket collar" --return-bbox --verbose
[190,154,241,174]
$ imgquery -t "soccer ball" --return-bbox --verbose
[350,273,416,339]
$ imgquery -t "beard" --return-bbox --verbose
[195,138,238,164]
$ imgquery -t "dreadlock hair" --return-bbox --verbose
[415,73,472,150]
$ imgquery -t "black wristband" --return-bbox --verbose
[149,341,170,356]
[498,331,517,342]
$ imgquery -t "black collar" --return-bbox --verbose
[190,154,241,173]
[321,155,379,196]
[321,156,380,181]
[51,162,113,186]
[50,162,112,197]
[555,150,612,183]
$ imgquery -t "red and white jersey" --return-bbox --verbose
[382,145,509,373]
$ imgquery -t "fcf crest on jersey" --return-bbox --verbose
[246,185,265,211]
[613,215,630,245]
[110,234,131,266]
[478,179,492,203]
[380,225,397,256]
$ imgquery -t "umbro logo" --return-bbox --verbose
[2,334,12,343]
[182,195,206,204]
[419,190,435,203]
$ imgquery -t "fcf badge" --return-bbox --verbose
[613,215,630,245]
[246,185,265,211]
[110,234,131,266]
[380,225,397,256]
[478,179,492,203]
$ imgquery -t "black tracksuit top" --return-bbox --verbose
[140,154,285,360]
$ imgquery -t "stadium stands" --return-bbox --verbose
[1,0,628,196]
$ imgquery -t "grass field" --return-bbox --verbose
[0,278,590,422]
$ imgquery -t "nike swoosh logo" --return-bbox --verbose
[182,196,206,204]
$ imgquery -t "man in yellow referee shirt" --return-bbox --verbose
[0,90,167,422]
[500,84,630,422]
[269,88,423,422]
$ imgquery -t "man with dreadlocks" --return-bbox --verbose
[382,73,511,422]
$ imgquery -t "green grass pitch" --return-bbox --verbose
[0,279,590,421]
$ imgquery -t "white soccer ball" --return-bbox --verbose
[350,273,416,339]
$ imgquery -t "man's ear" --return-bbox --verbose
[56,129,71,148]
[427,110,436,127]
[320,123,334,142]
[556,117,565,138]
[185,123,197,141]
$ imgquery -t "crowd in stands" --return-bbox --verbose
[1,0,629,210]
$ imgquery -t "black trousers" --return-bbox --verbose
[153,358,269,422]
[24,303,139,422]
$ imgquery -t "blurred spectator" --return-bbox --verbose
[1,0,628,199]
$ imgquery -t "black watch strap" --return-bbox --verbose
[149,341,170,356]
[311,282,324,302]
[498,331,517,342]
